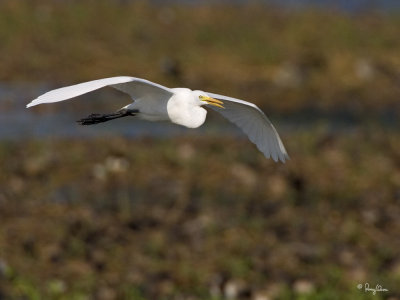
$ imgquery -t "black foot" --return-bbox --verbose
[77,110,137,125]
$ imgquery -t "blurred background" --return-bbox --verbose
[0,0,400,299]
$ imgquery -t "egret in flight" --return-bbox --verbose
[27,76,288,162]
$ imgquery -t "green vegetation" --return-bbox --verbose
[0,132,399,299]
[0,1,399,299]
[1,1,400,113]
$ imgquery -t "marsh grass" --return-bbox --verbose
[0,130,399,299]
[1,1,400,113]
[1,1,400,299]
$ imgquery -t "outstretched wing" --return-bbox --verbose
[207,92,289,162]
[26,76,173,108]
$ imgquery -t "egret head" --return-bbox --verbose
[193,91,224,108]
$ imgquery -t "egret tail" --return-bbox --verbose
[77,110,138,125]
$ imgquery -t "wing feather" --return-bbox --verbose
[207,92,289,162]
[26,76,173,108]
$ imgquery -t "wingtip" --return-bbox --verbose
[280,152,290,163]
[26,99,39,108]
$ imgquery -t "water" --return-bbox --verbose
[0,83,397,141]
[156,0,400,13]
[0,83,242,140]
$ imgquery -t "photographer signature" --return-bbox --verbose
[357,283,389,295]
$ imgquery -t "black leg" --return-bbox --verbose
[77,110,138,125]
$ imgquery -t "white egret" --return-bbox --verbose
[27,76,289,162]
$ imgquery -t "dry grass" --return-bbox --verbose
[1,1,400,299]
[0,131,399,299]
[1,1,400,113]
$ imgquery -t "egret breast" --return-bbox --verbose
[167,90,207,128]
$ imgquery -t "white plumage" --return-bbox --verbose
[27,76,289,162]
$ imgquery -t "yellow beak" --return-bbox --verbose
[201,96,224,108]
